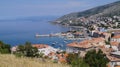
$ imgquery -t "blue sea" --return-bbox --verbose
[0,16,73,49]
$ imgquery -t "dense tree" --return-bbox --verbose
[0,41,11,54]
[66,53,89,67]
[84,49,109,67]
[16,42,38,57]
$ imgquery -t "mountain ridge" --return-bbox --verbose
[55,1,120,24]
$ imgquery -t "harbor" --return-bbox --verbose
[35,33,66,37]
[35,26,89,40]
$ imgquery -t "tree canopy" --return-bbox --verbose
[0,41,11,54]
[15,42,38,57]
[84,49,109,67]
[66,53,89,67]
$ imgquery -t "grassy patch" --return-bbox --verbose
[0,54,69,67]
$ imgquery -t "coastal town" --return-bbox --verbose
[10,15,120,67]
[0,0,120,67]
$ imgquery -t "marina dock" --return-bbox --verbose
[35,33,66,37]
[35,26,89,40]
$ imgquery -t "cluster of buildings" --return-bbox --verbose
[11,15,120,67]
[11,32,120,66]
[66,37,106,57]
[32,44,68,63]
[11,44,68,63]
[63,16,120,34]
[11,30,120,66]
[64,15,120,67]
[63,15,120,67]
[66,29,120,67]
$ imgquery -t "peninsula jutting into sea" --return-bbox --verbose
[0,0,120,67]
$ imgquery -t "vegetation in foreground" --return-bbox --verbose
[0,41,109,67]
[0,54,69,67]
[15,42,39,57]
[66,53,89,67]
[84,49,109,67]
[66,49,109,67]
[0,41,11,54]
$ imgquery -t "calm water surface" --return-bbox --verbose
[0,16,72,49]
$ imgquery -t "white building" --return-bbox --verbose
[111,35,120,42]
[107,51,120,67]
[11,46,18,54]
[66,40,93,53]
[105,45,118,52]
[32,44,58,56]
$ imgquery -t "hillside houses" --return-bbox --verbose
[32,44,69,63]
[66,34,120,67]
[66,37,106,57]
[66,41,92,53]
[11,44,58,56]
[91,30,111,41]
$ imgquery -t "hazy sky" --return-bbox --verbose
[0,0,118,19]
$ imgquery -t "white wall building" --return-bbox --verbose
[108,51,120,67]
[32,44,58,56]
[111,35,120,42]
[38,46,58,56]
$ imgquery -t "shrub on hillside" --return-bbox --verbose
[84,49,109,67]
[0,41,11,54]
[15,42,39,57]
[66,53,89,67]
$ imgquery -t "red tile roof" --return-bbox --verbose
[112,35,120,39]
[74,32,82,35]
[115,66,120,67]
[32,44,49,49]
[107,64,111,67]
[110,41,120,46]
[91,37,105,43]
[67,37,105,48]
[107,55,120,61]
[59,57,67,63]
[67,40,92,48]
